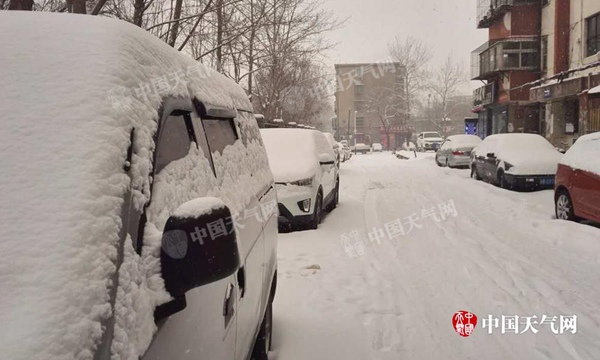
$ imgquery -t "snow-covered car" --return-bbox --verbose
[470,133,563,191]
[261,129,339,230]
[0,12,278,360]
[372,143,383,152]
[353,143,371,154]
[555,132,600,223]
[417,132,444,152]
[435,134,482,168]
[341,143,353,161]
[323,132,341,167]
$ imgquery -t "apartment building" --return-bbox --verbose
[334,63,409,148]
[471,0,543,139]
[529,0,600,147]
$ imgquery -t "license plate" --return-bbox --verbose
[540,178,554,185]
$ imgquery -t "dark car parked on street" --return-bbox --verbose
[470,134,563,191]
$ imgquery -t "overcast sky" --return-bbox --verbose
[321,0,487,93]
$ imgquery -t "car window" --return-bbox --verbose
[155,112,193,174]
[441,140,451,150]
[189,113,216,176]
[202,118,238,155]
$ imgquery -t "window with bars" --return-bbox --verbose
[586,12,600,58]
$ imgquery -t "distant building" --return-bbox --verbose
[334,62,409,149]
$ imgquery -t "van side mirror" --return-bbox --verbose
[156,198,240,320]
[318,153,335,165]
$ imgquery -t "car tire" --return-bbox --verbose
[498,171,511,190]
[308,191,323,229]
[435,155,443,167]
[471,165,481,180]
[329,179,339,211]
[555,190,579,222]
[251,302,273,360]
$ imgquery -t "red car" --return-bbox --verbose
[554,132,600,223]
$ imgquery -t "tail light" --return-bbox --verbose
[452,151,465,155]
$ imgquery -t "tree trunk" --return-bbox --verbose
[168,0,183,47]
[8,0,33,10]
[72,0,86,13]
[133,0,145,27]
[247,0,255,98]
[216,0,224,72]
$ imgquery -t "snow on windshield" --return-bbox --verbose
[260,129,318,182]
[424,133,442,138]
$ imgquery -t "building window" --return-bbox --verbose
[354,84,364,96]
[541,36,548,72]
[354,100,365,111]
[586,12,600,57]
[542,0,550,6]
[355,117,365,128]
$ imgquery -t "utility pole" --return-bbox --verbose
[347,109,351,143]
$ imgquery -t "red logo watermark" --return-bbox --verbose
[452,310,478,337]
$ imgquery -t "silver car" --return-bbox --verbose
[435,135,482,168]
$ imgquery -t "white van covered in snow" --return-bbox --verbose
[0,12,277,360]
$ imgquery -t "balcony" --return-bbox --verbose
[471,38,540,80]
[476,0,540,28]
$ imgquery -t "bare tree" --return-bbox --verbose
[388,36,431,126]
[429,55,467,137]
[7,0,34,10]
[364,86,405,150]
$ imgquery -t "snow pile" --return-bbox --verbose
[172,197,227,219]
[474,134,562,175]
[261,129,320,182]
[560,132,600,175]
[0,11,263,360]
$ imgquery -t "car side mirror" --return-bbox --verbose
[318,153,335,165]
[487,152,496,158]
[156,198,240,320]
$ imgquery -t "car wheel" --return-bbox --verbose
[308,192,323,229]
[251,302,273,360]
[332,179,339,209]
[498,171,511,190]
[435,155,443,167]
[471,165,481,180]
[555,190,579,222]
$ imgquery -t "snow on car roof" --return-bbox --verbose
[560,132,600,175]
[260,129,320,182]
[446,134,482,147]
[0,11,251,360]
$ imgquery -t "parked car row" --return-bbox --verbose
[435,132,600,225]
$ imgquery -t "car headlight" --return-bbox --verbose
[298,199,311,212]
[290,177,313,187]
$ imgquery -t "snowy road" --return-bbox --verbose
[271,152,600,360]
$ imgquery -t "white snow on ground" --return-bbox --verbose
[272,152,600,360]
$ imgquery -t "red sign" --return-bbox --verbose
[452,310,478,337]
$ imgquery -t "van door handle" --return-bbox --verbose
[223,283,234,316]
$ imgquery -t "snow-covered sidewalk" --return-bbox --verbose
[272,152,600,360]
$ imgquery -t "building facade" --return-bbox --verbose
[334,63,409,149]
[530,0,600,148]
[471,0,543,139]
